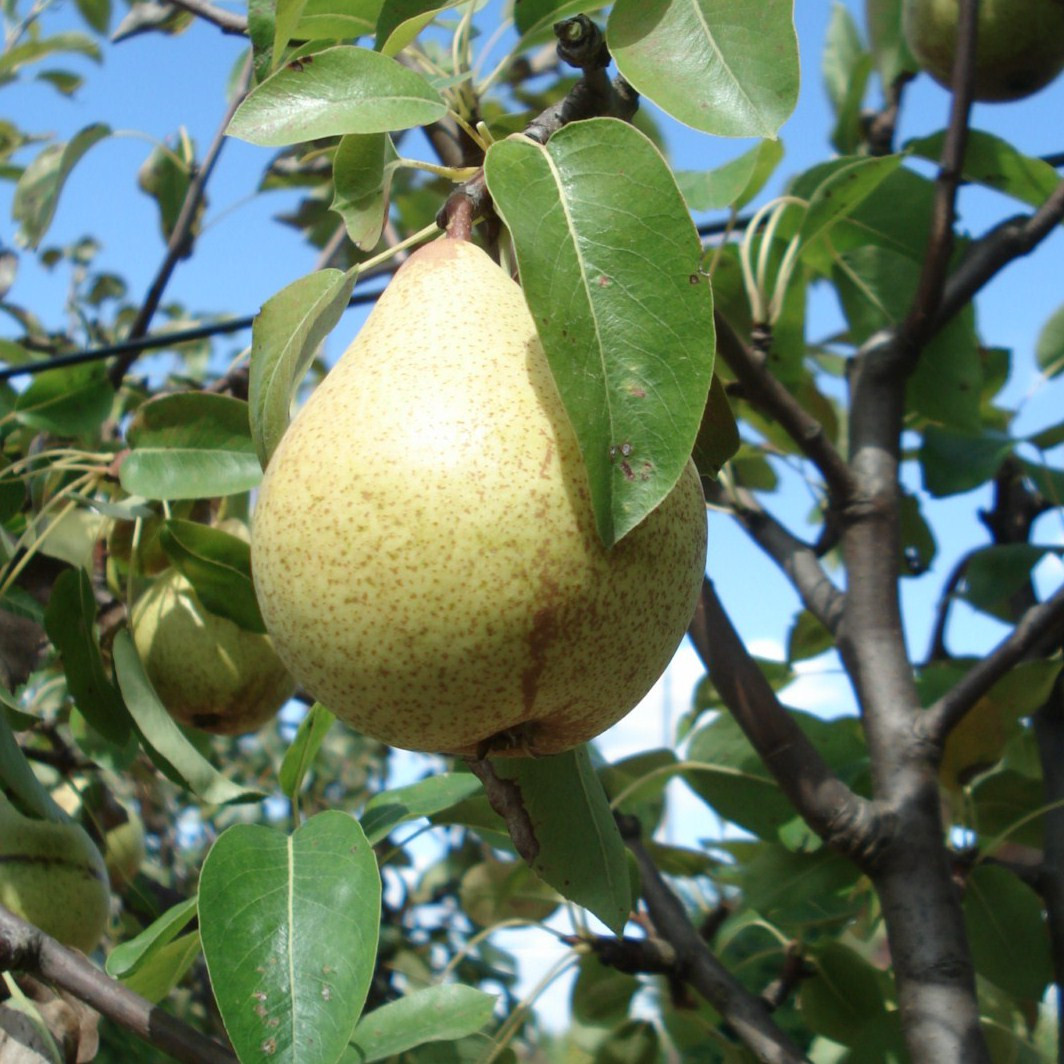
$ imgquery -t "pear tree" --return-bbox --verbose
[0,2,1063,1063]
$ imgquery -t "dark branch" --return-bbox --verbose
[714,311,856,506]
[689,579,885,867]
[0,905,235,1064]
[463,758,539,863]
[921,583,1064,746]
[616,815,809,1064]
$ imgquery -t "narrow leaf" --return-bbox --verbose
[346,985,496,1062]
[375,0,460,57]
[249,267,358,468]
[44,569,131,746]
[1036,302,1064,379]
[228,44,447,147]
[279,702,336,800]
[485,119,714,545]
[199,812,381,1064]
[0,706,68,822]
[112,629,262,805]
[106,897,198,979]
[494,746,631,934]
[675,139,783,212]
[608,0,799,137]
[330,133,400,250]
[13,123,110,248]
[120,392,261,499]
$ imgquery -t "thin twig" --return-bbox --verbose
[108,54,253,386]
[168,0,246,34]
[0,905,236,1064]
[921,583,1064,746]
[616,814,809,1064]
[463,758,539,863]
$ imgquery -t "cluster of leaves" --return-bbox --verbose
[0,0,1063,1062]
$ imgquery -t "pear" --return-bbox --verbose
[0,796,110,953]
[903,0,1064,101]
[131,567,294,734]
[252,238,707,757]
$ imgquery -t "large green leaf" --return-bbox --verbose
[607,0,798,137]
[13,123,110,248]
[249,267,358,468]
[120,392,261,499]
[44,569,131,747]
[919,425,1014,497]
[14,363,113,436]
[228,44,447,147]
[345,985,497,1062]
[494,746,632,933]
[112,629,262,805]
[157,519,265,632]
[485,118,714,546]
[199,811,381,1064]
[964,864,1052,1001]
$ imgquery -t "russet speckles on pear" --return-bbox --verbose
[251,237,708,756]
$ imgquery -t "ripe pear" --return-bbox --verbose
[903,0,1064,101]
[251,238,707,757]
[0,796,110,953]
[131,567,294,734]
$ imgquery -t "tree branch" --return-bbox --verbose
[616,815,809,1064]
[168,0,246,34]
[921,583,1064,746]
[704,481,844,635]
[108,54,252,387]
[688,579,884,866]
[0,905,236,1064]
[713,311,855,507]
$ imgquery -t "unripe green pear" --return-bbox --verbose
[131,568,294,734]
[252,238,707,757]
[903,0,1064,101]
[0,796,110,953]
[103,810,146,886]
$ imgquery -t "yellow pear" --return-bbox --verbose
[131,567,294,734]
[903,0,1064,101]
[0,796,110,953]
[252,237,707,757]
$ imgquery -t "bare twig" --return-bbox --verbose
[168,0,246,34]
[0,905,236,1064]
[921,583,1064,746]
[463,758,539,863]
[714,312,855,507]
[108,54,253,386]
[616,814,809,1064]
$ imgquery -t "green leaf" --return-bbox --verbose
[800,942,887,1046]
[1036,301,1064,379]
[822,3,872,154]
[199,812,381,1064]
[121,930,201,1004]
[112,629,263,805]
[330,133,400,250]
[0,31,100,77]
[43,569,131,747]
[158,519,265,632]
[346,985,496,1062]
[227,44,447,147]
[12,123,110,249]
[570,953,639,1028]
[961,545,1054,622]
[599,748,677,832]
[494,746,631,933]
[692,373,740,480]
[295,0,381,40]
[964,864,1052,1001]
[0,705,68,822]
[592,1019,659,1064]
[798,155,903,250]
[514,0,609,46]
[459,859,560,927]
[607,0,799,138]
[106,897,198,979]
[375,0,461,56]
[273,0,310,68]
[787,609,834,663]
[279,703,336,801]
[249,267,358,468]
[485,118,714,546]
[137,136,197,245]
[908,129,1063,215]
[120,392,261,500]
[73,0,111,35]
[360,772,483,845]
[14,363,113,436]
[919,425,1013,497]
[865,0,918,85]
[675,139,783,212]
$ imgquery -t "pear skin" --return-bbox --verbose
[904,0,1064,101]
[252,238,707,757]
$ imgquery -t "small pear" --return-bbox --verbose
[252,238,707,757]
[903,0,1064,101]
[0,796,110,953]
[131,565,294,734]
